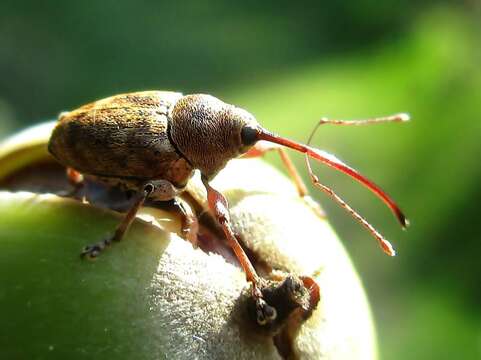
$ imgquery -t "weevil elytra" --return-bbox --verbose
[48,90,409,326]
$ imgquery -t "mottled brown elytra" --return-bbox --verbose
[48,90,409,326]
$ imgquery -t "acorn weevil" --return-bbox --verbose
[48,90,409,326]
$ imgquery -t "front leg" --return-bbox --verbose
[201,176,277,326]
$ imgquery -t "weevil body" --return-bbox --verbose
[49,91,259,191]
[48,90,409,327]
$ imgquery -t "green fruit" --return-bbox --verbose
[0,122,377,359]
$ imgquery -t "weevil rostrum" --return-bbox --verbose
[48,90,409,328]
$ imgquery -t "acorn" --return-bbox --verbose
[0,122,377,359]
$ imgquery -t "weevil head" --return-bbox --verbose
[170,94,261,179]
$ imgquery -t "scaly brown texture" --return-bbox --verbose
[48,91,193,187]
[170,94,259,179]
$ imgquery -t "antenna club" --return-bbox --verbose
[397,113,411,122]
[381,240,396,257]
[396,210,409,229]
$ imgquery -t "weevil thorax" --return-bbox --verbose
[170,94,260,179]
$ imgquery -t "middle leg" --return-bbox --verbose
[81,179,180,259]
[81,182,154,259]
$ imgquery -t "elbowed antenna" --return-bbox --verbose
[256,128,408,228]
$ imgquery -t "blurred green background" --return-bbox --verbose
[1,1,480,358]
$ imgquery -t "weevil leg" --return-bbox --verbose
[63,167,85,199]
[201,176,277,325]
[299,275,321,319]
[80,182,154,259]
[146,179,199,245]
[172,197,199,247]
[243,142,325,218]
[67,167,84,187]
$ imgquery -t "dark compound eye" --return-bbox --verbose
[241,126,259,147]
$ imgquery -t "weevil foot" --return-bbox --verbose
[251,285,277,326]
[256,298,278,326]
[80,238,112,259]
[246,275,318,336]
